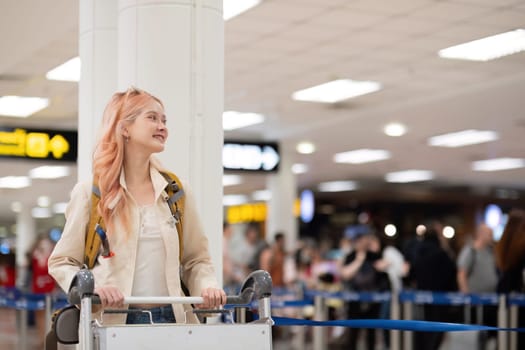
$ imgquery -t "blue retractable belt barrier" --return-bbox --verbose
[508,294,525,306]
[272,316,525,333]
[399,291,499,306]
[0,287,68,311]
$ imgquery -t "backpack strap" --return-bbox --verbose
[159,171,185,259]
[84,184,113,269]
[84,185,102,269]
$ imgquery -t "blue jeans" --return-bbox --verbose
[126,305,176,324]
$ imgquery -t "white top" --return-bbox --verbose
[131,205,170,297]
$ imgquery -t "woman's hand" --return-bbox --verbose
[198,287,226,309]
[94,286,125,308]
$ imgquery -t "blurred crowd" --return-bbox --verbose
[1,210,524,350]
[223,209,525,350]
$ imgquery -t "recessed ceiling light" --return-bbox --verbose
[334,149,391,164]
[0,96,50,117]
[292,163,308,174]
[384,122,407,137]
[0,176,31,189]
[37,196,51,207]
[292,79,382,103]
[385,170,434,183]
[46,56,81,82]
[438,29,525,61]
[223,111,265,130]
[472,158,525,172]
[223,0,261,20]
[318,181,357,192]
[428,129,498,148]
[29,165,71,179]
[296,142,316,154]
[223,174,242,187]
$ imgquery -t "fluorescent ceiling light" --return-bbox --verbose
[292,163,308,174]
[334,149,391,164]
[29,165,71,179]
[46,56,81,82]
[296,141,316,154]
[223,111,265,130]
[318,180,357,192]
[223,194,249,206]
[252,190,271,201]
[385,170,434,183]
[223,0,261,21]
[0,176,31,189]
[292,79,382,103]
[472,158,525,172]
[384,122,407,137]
[428,129,498,148]
[223,174,242,187]
[438,29,525,61]
[0,96,49,117]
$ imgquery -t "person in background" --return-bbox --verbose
[412,227,458,350]
[259,232,286,288]
[0,252,16,288]
[30,233,56,345]
[370,234,407,349]
[340,225,389,350]
[222,222,235,287]
[48,87,225,326]
[494,209,525,348]
[457,223,497,349]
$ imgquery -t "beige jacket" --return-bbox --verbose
[48,166,219,324]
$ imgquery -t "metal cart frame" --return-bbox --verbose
[67,269,273,350]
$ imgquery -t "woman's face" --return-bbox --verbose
[125,99,168,154]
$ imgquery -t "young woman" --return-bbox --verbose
[48,87,225,325]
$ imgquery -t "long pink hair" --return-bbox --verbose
[93,87,163,235]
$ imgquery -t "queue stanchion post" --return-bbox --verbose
[497,294,507,350]
[402,294,413,350]
[292,283,306,350]
[510,303,518,350]
[45,294,52,340]
[313,294,327,350]
[17,307,28,350]
[390,290,400,350]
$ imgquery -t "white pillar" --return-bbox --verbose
[15,205,36,288]
[117,0,224,283]
[78,0,118,182]
[267,151,298,251]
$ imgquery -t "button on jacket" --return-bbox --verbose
[48,166,219,324]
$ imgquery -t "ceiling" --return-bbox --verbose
[1,0,525,225]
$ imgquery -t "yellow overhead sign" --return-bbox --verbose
[0,127,77,161]
[226,199,301,224]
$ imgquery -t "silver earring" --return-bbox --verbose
[125,135,130,143]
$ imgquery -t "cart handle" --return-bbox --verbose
[68,268,271,306]
[68,285,255,306]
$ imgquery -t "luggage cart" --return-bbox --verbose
[67,269,273,350]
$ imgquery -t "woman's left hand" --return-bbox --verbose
[198,287,227,309]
